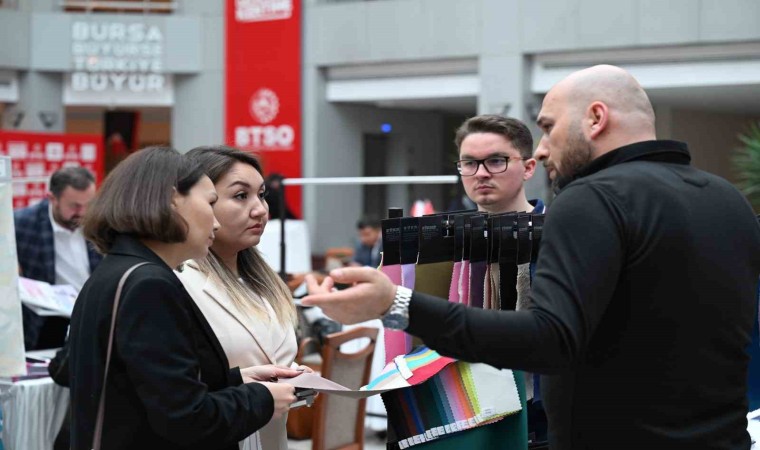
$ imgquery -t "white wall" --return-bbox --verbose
[307,0,760,65]
[171,3,224,151]
[304,97,447,253]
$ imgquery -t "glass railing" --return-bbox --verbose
[60,0,177,14]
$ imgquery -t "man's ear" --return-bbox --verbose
[587,101,609,140]
[46,191,56,203]
[522,158,537,181]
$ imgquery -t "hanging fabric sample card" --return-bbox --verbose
[381,217,402,284]
[487,216,502,310]
[413,215,455,300]
[447,214,465,303]
[448,260,462,303]
[400,217,419,290]
[468,215,487,309]
[499,213,519,312]
[515,213,532,266]
[398,216,421,354]
[515,213,533,311]
[382,216,412,363]
[531,214,545,262]
[453,215,467,305]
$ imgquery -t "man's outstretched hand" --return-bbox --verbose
[302,267,397,324]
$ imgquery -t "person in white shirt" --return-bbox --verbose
[15,166,101,350]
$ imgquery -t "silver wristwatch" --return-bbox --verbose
[381,286,412,330]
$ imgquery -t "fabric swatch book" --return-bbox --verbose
[283,346,521,447]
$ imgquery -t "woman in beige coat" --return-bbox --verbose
[177,146,309,450]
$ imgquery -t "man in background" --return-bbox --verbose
[455,114,544,216]
[454,114,547,444]
[265,173,296,220]
[15,166,102,350]
[352,216,383,268]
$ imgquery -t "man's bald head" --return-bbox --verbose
[552,65,656,147]
[534,65,657,191]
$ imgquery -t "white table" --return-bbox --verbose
[749,409,760,449]
[0,378,69,450]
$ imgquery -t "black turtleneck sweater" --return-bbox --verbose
[407,140,760,449]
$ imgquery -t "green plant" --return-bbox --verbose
[733,123,760,211]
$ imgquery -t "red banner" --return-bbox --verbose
[0,131,103,209]
[225,0,302,218]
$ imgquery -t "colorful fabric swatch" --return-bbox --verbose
[401,263,416,290]
[396,262,417,362]
[458,260,470,306]
[468,261,486,309]
[448,261,462,303]
[413,370,529,450]
[381,359,522,449]
[489,262,502,310]
[382,263,402,286]
[483,263,491,310]
[515,262,532,311]
[364,347,457,391]
[414,261,454,300]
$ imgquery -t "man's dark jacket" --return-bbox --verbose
[407,141,760,449]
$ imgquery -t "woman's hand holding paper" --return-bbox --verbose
[257,381,297,419]
[241,364,305,383]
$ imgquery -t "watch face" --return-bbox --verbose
[383,313,409,330]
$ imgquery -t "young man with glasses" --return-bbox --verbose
[455,114,545,216]
[453,114,548,447]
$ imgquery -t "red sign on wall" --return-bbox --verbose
[0,131,103,209]
[225,0,302,218]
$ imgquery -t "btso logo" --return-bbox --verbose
[235,87,295,150]
[250,88,279,124]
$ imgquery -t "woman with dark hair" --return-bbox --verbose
[177,146,306,450]
[68,146,300,450]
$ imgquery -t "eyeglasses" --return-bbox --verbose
[455,156,525,176]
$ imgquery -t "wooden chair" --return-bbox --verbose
[310,326,378,450]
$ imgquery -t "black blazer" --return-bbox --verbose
[68,235,274,450]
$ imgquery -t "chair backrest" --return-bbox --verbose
[311,326,378,450]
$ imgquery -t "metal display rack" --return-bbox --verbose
[277,175,459,277]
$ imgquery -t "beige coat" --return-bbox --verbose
[176,262,297,450]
